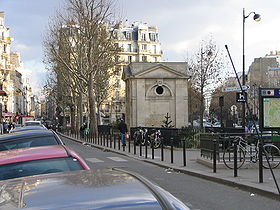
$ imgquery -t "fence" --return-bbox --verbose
[59,128,190,167]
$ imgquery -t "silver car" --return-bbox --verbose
[0,168,190,209]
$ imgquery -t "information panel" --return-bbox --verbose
[259,88,280,131]
[263,98,280,128]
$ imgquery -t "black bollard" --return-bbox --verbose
[128,135,131,153]
[183,140,186,166]
[259,143,263,183]
[171,137,174,164]
[152,143,154,159]
[106,134,109,147]
[140,140,142,156]
[134,137,136,155]
[145,139,148,159]
[250,144,253,162]
[161,139,164,161]
[114,134,116,149]
[234,139,238,177]
[213,139,217,173]
[118,135,121,150]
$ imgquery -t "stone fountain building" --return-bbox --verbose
[123,62,190,128]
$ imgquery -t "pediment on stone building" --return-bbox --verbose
[134,64,188,79]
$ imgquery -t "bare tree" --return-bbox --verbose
[188,38,227,129]
[44,0,119,134]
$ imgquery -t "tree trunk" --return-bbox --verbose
[70,104,75,134]
[200,86,204,130]
[97,105,101,125]
[75,95,81,133]
[79,93,83,125]
[88,72,98,134]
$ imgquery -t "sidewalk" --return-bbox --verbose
[60,133,280,200]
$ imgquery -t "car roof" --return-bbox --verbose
[10,125,47,132]
[0,130,55,141]
[0,169,189,209]
[0,145,71,165]
[24,120,41,123]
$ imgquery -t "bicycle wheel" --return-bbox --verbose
[262,144,280,169]
[140,135,146,146]
[223,146,245,169]
[153,137,162,149]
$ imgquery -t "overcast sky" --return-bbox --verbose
[2,0,280,93]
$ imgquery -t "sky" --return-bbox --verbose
[1,0,280,94]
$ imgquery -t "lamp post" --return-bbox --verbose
[242,8,261,128]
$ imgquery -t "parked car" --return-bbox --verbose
[42,120,54,129]
[0,145,90,181]
[192,119,213,128]
[10,125,47,133]
[250,125,275,141]
[23,120,42,126]
[213,122,221,127]
[0,168,189,209]
[0,130,64,151]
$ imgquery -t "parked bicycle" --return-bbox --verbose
[222,136,280,169]
[133,128,162,149]
[133,127,147,146]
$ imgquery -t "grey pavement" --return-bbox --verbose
[59,133,280,200]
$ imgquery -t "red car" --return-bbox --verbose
[0,145,90,181]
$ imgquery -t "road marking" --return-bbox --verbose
[107,157,128,162]
[147,154,160,159]
[86,158,104,163]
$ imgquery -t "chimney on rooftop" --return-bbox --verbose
[0,12,4,19]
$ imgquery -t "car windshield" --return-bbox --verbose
[11,126,46,133]
[0,157,83,181]
[0,136,59,151]
[25,122,41,126]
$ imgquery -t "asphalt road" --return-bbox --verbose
[62,136,280,210]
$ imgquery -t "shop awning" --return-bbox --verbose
[0,90,7,96]
[3,112,14,117]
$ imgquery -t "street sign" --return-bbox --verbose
[236,92,247,102]
[222,85,249,92]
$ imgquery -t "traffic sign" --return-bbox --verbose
[236,92,247,102]
[222,85,249,92]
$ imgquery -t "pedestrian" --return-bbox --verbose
[80,123,85,139]
[0,123,3,135]
[3,122,8,134]
[118,119,128,146]
[245,125,250,139]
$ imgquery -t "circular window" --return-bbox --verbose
[156,86,164,95]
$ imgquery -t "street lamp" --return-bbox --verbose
[242,8,261,128]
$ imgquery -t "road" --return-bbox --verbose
[62,136,280,210]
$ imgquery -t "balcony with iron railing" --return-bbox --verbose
[120,48,138,53]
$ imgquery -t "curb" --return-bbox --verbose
[59,133,280,200]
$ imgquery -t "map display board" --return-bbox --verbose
[263,98,280,128]
[259,88,280,131]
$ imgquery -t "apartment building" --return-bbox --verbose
[247,51,280,116]
[102,21,163,124]
[0,12,37,121]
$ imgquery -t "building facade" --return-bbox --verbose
[102,21,163,124]
[123,62,190,128]
[247,51,280,117]
[0,12,37,122]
